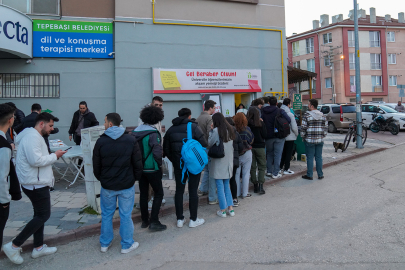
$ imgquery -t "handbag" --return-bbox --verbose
[208,138,225,158]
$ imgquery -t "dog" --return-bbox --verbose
[333,142,345,152]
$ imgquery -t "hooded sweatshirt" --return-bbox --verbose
[133,125,163,172]
[281,105,299,141]
[300,109,328,144]
[15,128,57,186]
[261,105,291,139]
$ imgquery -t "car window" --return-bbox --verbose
[368,105,379,113]
[332,107,340,113]
[380,105,397,113]
[321,106,330,114]
[341,105,356,113]
[361,105,366,112]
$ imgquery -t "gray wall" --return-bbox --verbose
[0,58,115,145]
[115,20,286,129]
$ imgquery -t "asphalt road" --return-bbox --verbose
[1,144,405,270]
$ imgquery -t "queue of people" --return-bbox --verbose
[0,96,328,264]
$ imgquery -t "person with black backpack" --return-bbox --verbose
[163,108,207,228]
[261,96,291,179]
[133,106,167,232]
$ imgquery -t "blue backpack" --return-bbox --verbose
[180,122,208,184]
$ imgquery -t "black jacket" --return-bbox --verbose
[248,120,267,148]
[163,117,207,170]
[0,136,21,205]
[93,133,143,191]
[15,112,38,134]
[261,106,291,139]
[232,127,244,167]
[12,108,25,131]
[132,127,163,172]
[68,110,99,136]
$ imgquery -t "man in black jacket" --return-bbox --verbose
[68,101,99,145]
[15,103,42,133]
[163,108,207,229]
[5,102,25,131]
[93,113,142,254]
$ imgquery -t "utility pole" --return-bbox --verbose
[354,0,363,149]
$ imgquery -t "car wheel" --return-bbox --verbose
[328,122,337,133]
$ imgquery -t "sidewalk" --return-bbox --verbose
[2,133,391,245]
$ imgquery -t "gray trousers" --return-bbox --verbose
[265,138,285,175]
[235,150,252,197]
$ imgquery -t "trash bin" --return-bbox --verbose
[294,128,306,161]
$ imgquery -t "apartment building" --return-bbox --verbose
[287,8,405,104]
[0,0,287,143]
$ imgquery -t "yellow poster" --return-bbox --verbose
[160,71,181,90]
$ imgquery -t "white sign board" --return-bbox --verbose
[153,68,262,94]
[0,5,33,58]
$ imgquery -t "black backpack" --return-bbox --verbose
[274,109,290,139]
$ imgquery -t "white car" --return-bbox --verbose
[361,104,405,130]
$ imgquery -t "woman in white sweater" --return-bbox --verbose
[280,98,299,174]
[208,113,236,218]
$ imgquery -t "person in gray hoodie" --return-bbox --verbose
[279,98,299,174]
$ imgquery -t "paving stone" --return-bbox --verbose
[3,227,20,237]
[58,221,81,231]
[5,220,26,228]
[66,203,86,209]
[53,202,71,208]
[44,226,62,235]
[61,212,84,221]
[56,196,74,202]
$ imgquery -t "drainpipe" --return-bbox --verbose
[385,26,389,102]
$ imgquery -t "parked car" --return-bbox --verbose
[318,104,356,133]
[361,104,405,130]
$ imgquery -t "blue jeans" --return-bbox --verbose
[265,138,285,175]
[305,141,324,178]
[215,179,233,210]
[199,155,217,202]
[100,186,135,249]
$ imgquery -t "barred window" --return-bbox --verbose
[0,74,60,98]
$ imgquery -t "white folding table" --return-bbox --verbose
[51,145,84,188]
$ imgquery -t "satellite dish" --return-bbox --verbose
[320,19,324,24]
[348,10,353,18]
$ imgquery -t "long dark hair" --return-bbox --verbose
[212,113,235,142]
[246,107,262,127]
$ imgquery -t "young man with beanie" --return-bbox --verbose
[163,108,207,228]
[93,113,143,254]
[0,104,22,252]
[3,113,66,265]
[134,106,167,232]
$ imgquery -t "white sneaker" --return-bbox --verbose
[177,218,186,228]
[100,243,111,253]
[283,169,295,175]
[121,242,139,254]
[31,244,57,259]
[271,173,282,179]
[3,242,23,265]
[162,198,166,204]
[227,210,235,217]
[217,210,226,218]
[189,218,205,228]
[266,172,272,177]
[148,200,153,210]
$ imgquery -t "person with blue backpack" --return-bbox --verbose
[163,108,208,228]
[133,106,167,232]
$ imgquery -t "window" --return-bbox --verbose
[293,61,300,69]
[332,107,340,113]
[321,106,330,114]
[311,79,316,94]
[371,75,382,92]
[0,74,60,98]
[292,41,300,56]
[350,76,356,93]
[306,38,314,54]
[324,57,331,67]
[325,77,332,88]
[349,53,355,70]
[307,59,315,72]
[323,33,332,44]
[369,31,380,47]
[350,98,356,102]
[0,0,59,15]
[348,31,355,47]
[387,32,395,42]
[389,75,397,86]
[372,98,383,102]
[388,54,397,64]
[370,54,382,70]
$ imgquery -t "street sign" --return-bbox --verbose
[293,94,302,110]
[397,85,405,89]
[294,94,302,102]
[399,89,405,98]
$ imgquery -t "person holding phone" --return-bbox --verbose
[3,113,66,265]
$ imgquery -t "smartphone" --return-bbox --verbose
[64,147,72,151]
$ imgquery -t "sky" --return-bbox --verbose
[285,0,405,36]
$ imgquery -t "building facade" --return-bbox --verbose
[0,0,287,144]
[287,8,405,104]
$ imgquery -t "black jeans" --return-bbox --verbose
[280,141,295,171]
[13,187,51,248]
[174,169,200,222]
[229,166,238,200]
[74,136,83,166]
[0,203,10,248]
[139,171,164,223]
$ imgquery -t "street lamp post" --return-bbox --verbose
[354,0,363,149]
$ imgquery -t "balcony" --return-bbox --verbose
[371,63,381,70]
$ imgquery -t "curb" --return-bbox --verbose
[0,146,391,258]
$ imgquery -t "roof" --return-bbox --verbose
[287,66,317,84]
[287,15,405,40]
